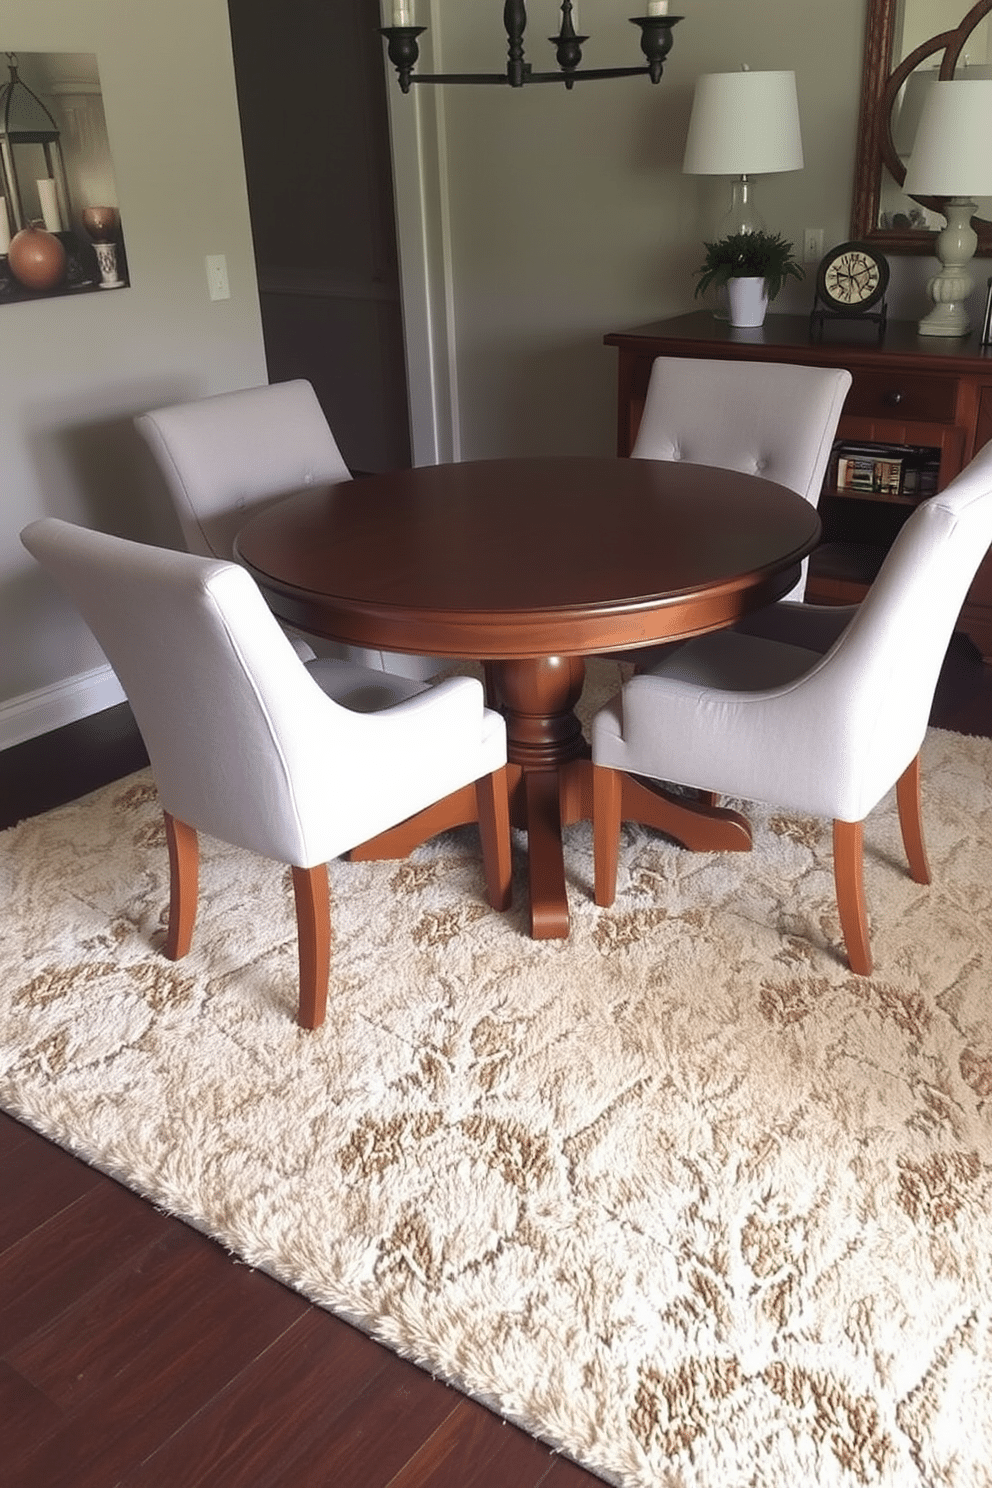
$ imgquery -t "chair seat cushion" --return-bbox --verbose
[305,658,429,713]
[646,629,823,692]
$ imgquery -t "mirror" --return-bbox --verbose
[851,0,992,254]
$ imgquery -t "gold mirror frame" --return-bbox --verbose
[851,0,992,255]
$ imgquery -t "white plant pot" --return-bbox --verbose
[727,276,769,328]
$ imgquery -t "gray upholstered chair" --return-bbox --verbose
[591,439,992,975]
[22,518,512,1029]
[135,379,441,681]
[631,355,852,603]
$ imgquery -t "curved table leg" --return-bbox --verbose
[617,774,753,852]
[518,767,569,938]
[351,654,753,941]
[492,656,587,939]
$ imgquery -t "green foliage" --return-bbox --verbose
[693,230,804,301]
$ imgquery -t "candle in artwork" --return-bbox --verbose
[0,197,9,255]
[37,178,63,233]
[646,1,669,15]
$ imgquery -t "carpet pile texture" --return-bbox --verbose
[2,686,991,1486]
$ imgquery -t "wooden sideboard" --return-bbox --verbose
[604,312,992,660]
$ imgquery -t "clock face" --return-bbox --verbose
[816,242,890,313]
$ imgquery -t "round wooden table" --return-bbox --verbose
[236,455,821,938]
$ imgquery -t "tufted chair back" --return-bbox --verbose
[631,357,852,598]
[135,380,441,682]
[135,379,350,563]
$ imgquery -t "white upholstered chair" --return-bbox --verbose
[21,518,512,1029]
[591,440,992,975]
[135,379,440,681]
[631,356,852,603]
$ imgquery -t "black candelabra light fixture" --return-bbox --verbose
[380,2,682,94]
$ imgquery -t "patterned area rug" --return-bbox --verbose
[2,674,992,1487]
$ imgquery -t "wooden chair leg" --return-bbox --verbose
[833,818,872,976]
[163,812,198,961]
[475,766,513,911]
[292,864,331,1031]
[593,763,623,907]
[896,753,931,885]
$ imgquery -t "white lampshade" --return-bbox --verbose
[892,69,935,158]
[903,78,992,196]
[683,69,804,177]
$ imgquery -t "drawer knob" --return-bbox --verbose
[885,389,904,406]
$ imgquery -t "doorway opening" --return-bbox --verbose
[227,0,411,474]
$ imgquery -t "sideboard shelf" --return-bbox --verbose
[604,312,992,660]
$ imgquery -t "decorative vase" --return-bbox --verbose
[7,226,67,292]
[80,207,124,289]
[81,205,119,242]
[93,240,123,288]
[727,276,769,328]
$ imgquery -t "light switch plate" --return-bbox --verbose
[205,254,230,301]
[803,227,824,264]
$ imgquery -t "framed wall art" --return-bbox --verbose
[0,49,129,307]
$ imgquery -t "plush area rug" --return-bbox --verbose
[2,672,992,1487]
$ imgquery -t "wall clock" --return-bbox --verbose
[810,241,890,341]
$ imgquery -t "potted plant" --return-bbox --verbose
[693,229,804,327]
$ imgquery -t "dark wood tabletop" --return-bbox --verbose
[237,455,821,937]
[235,455,821,659]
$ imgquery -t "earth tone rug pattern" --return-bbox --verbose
[2,687,992,1486]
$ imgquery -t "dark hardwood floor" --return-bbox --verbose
[2,636,990,1487]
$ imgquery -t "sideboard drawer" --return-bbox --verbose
[844,370,958,423]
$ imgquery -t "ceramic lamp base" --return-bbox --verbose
[918,196,977,338]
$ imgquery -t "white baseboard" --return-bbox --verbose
[0,664,126,752]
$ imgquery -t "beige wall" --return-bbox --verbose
[388,0,936,462]
[0,0,266,735]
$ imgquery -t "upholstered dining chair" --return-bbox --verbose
[21,518,512,1030]
[590,439,992,976]
[135,379,441,681]
[630,356,852,602]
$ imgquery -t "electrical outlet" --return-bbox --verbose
[803,227,824,264]
[205,254,230,301]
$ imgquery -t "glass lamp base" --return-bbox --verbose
[717,175,764,237]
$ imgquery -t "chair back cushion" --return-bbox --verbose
[631,356,852,498]
[135,380,351,559]
[631,357,851,599]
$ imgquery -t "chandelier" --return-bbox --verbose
[380,2,681,94]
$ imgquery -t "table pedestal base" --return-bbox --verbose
[349,655,753,938]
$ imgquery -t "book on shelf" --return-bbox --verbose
[831,441,940,501]
[836,452,902,495]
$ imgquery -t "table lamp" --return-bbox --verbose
[903,78,992,337]
[682,67,803,236]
